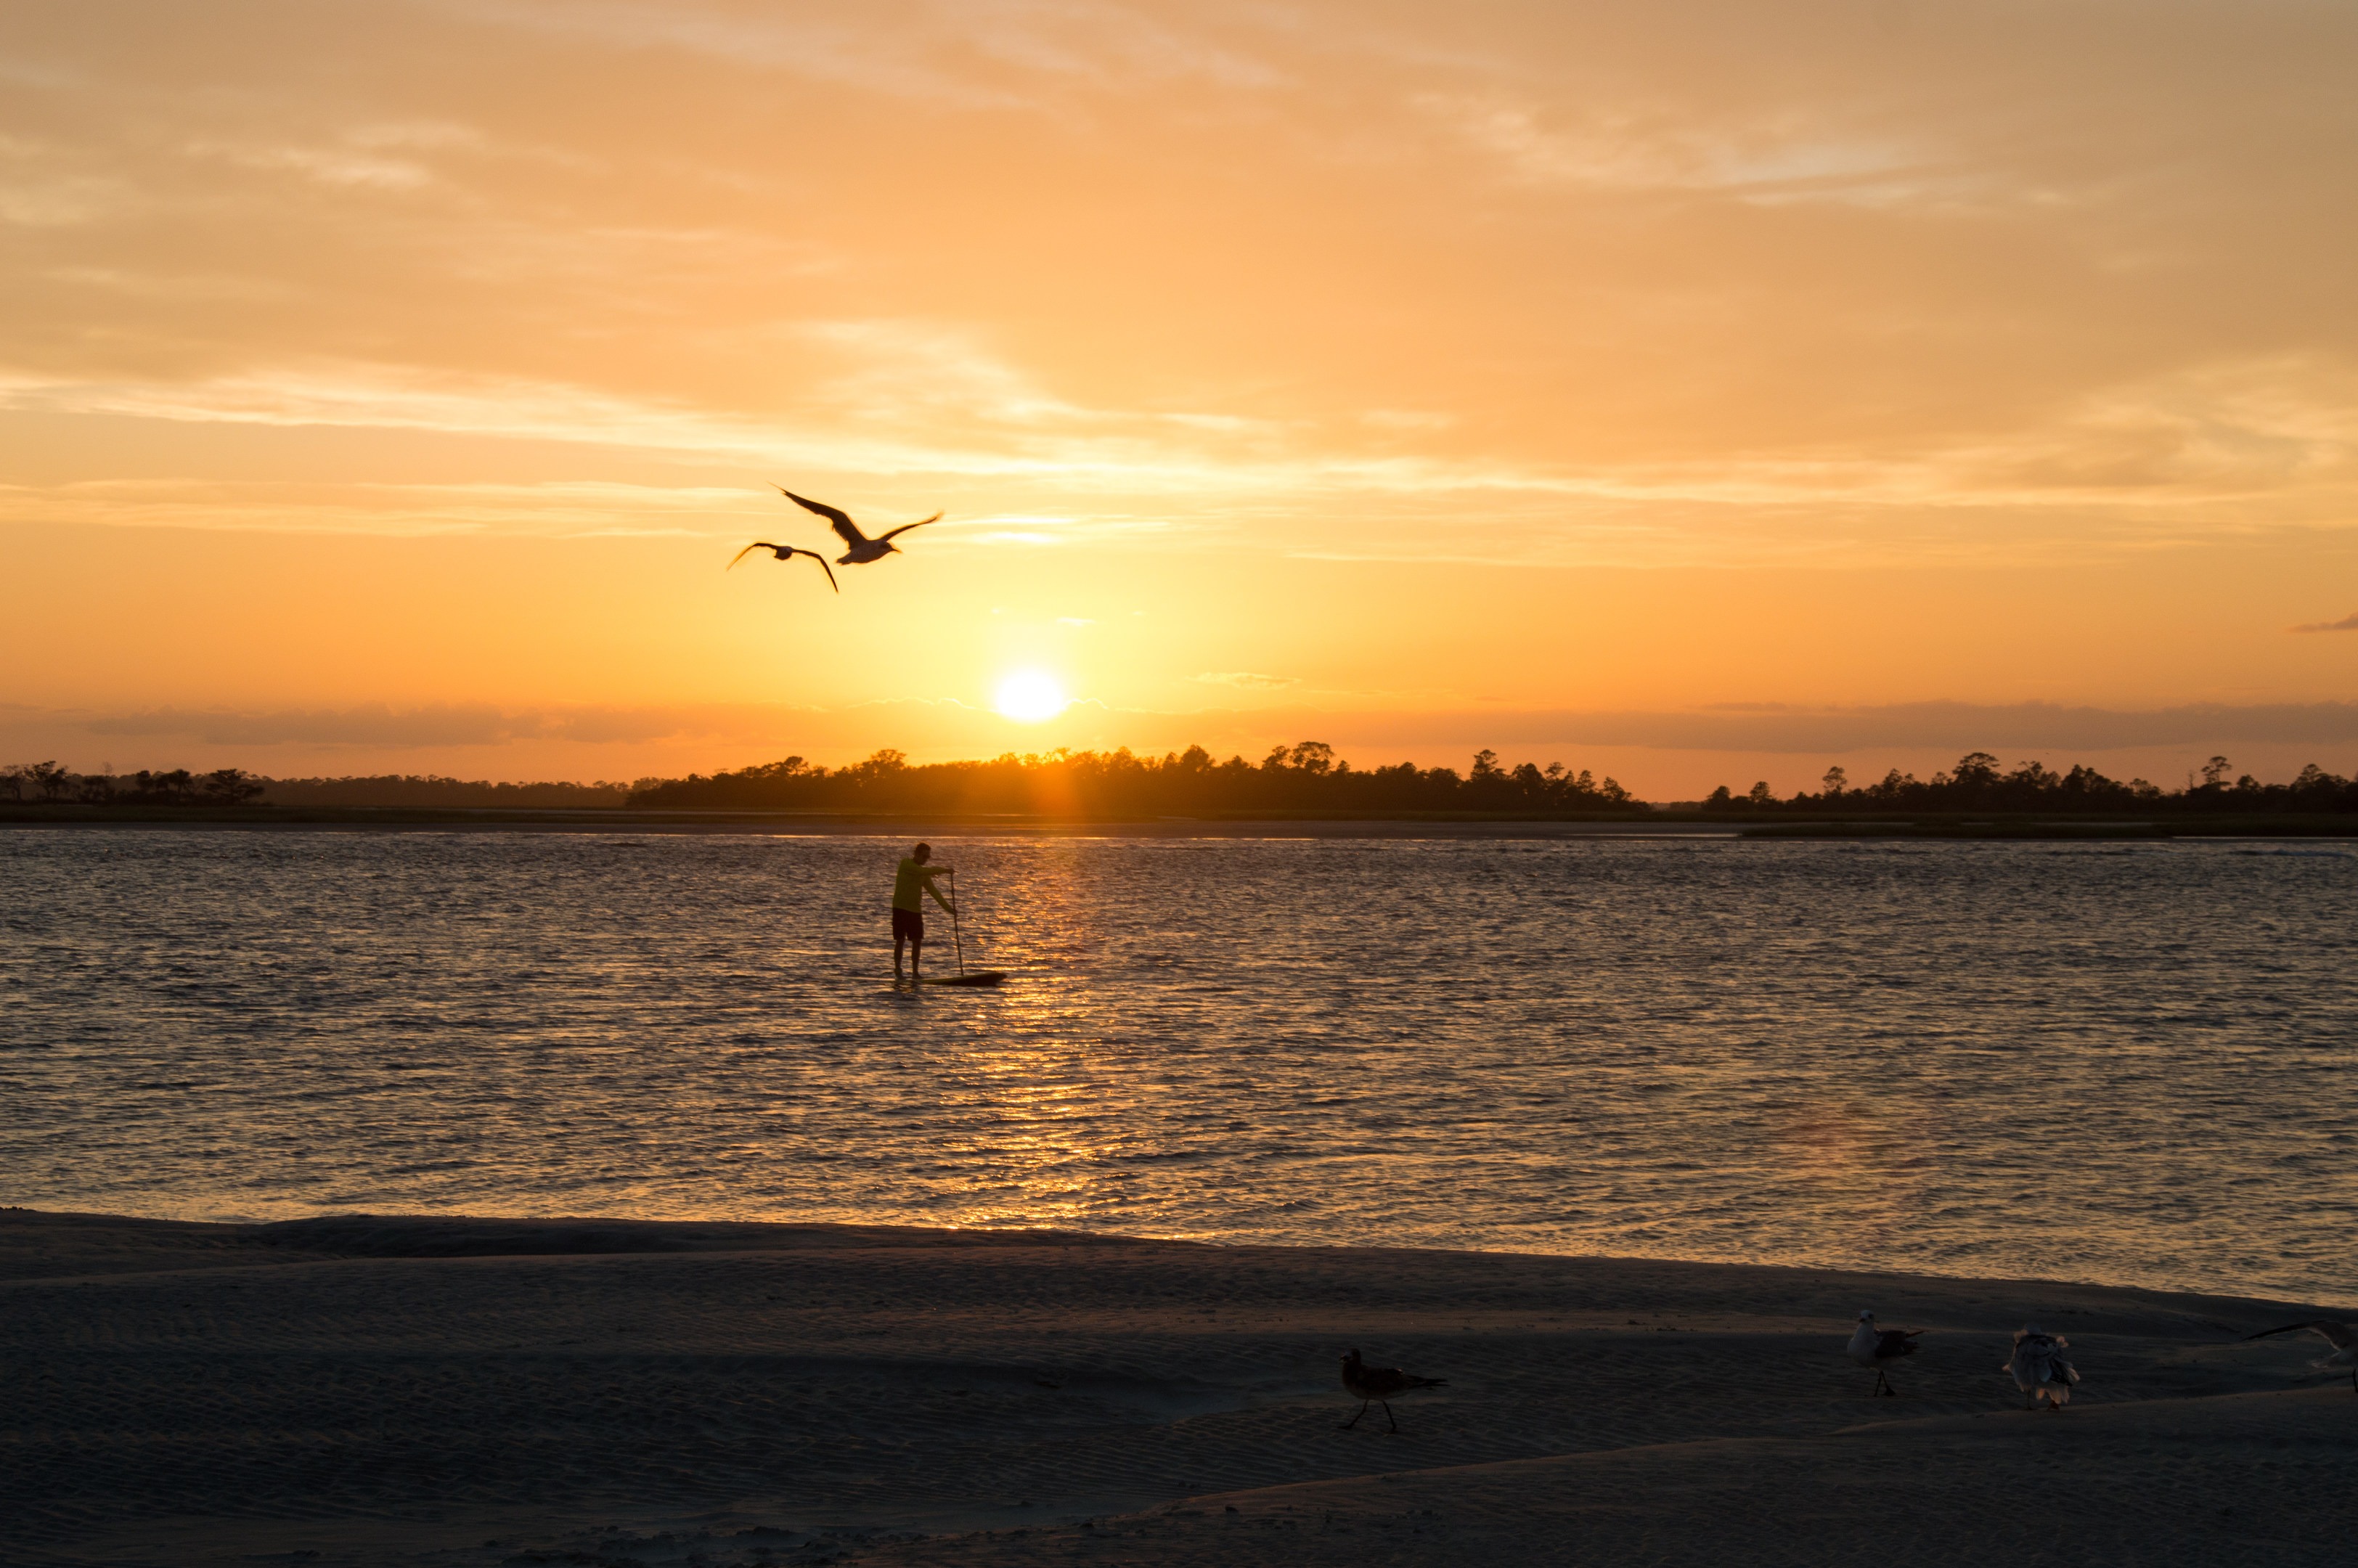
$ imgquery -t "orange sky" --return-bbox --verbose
[4,1,2355,797]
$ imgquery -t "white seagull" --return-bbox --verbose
[2243,1320,2357,1393]
[2004,1326,2080,1410]
[1846,1310,1922,1397]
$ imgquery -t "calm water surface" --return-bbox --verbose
[4,830,2354,1301]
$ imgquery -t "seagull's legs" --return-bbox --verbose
[1341,1400,1368,1430]
[1382,1400,1398,1434]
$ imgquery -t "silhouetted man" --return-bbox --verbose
[892,842,955,981]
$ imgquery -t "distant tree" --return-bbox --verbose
[28,761,70,801]
[0,764,28,802]
[1746,780,1774,806]
[2200,755,2232,788]
[198,767,265,804]
[1951,752,2001,792]
[1821,765,1848,796]
[1289,741,1335,775]
[1705,785,1734,809]
[77,770,117,804]
[1469,748,1504,781]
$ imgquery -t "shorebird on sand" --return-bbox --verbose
[2243,1320,2358,1392]
[775,486,941,566]
[2004,1326,2080,1410]
[1845,1310,1922,1397]
[727,541,839,592]
[1339,1348,1445,1433]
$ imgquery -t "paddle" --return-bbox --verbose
[922,866,1005,987]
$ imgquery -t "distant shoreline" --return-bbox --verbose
[4,804,2356,838]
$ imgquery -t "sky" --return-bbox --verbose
[4,0,2355,798]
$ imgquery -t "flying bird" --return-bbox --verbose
[1339,1347,1445,1434]
[2243,1320,2358,1393]
[776,486,942,565]
[1845,1310,1922,1397]
[727,542,839,592]
[2004,1326,2080,1410]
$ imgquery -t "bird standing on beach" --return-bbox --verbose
[2243,1320,2357,1393]
[1845,1310,1921,1397]
[727,541,839,592]
[2004,1326,2080,1410]
[776,486,942,566]
[1339,1348,1445,1434]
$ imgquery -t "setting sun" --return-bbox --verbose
[995,670,1069,723]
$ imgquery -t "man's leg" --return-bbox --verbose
[910,931,923,978]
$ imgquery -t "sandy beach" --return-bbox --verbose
[4,1209,2352,1567]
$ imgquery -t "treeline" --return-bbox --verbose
[625,744,1641,817]
[0,764,632,809]
[12,746,2357,817]
[260,775,636,809]
[1703,752,2358,814]
[0,761,266,806]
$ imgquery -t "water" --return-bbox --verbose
[4,830,2354,1302]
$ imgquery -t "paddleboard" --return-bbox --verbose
[919,971,1007,987]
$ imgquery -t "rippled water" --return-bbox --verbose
[5,829,2354,1300]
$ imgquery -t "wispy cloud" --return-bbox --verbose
[15,697,2358,765]
[2292,612,2358,633]
[1194,671,1298,690]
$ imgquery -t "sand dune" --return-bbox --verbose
[4,1208,2350,1567]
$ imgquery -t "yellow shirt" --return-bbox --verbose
[892,858,946,912]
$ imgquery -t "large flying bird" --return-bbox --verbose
[776,486,942,565]
[727,541,839,593]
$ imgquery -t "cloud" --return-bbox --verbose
[1193,672,1299,690]
[35,696,2354,756]
[1303,701,2358,755]
[62,703,759,748]
[1419,93,1946,207]
[2292,612,2358,633]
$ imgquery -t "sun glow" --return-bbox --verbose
[995,669,1069,722]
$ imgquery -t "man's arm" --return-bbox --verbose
[921,867,955,913]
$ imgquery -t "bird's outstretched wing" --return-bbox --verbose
[876,513,942,544]
[728,542,780,570]
[2247,1320,2351,1347]
[801,551,840,594]
[777,486,865,546]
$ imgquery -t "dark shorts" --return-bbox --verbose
[892,906,924,942]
